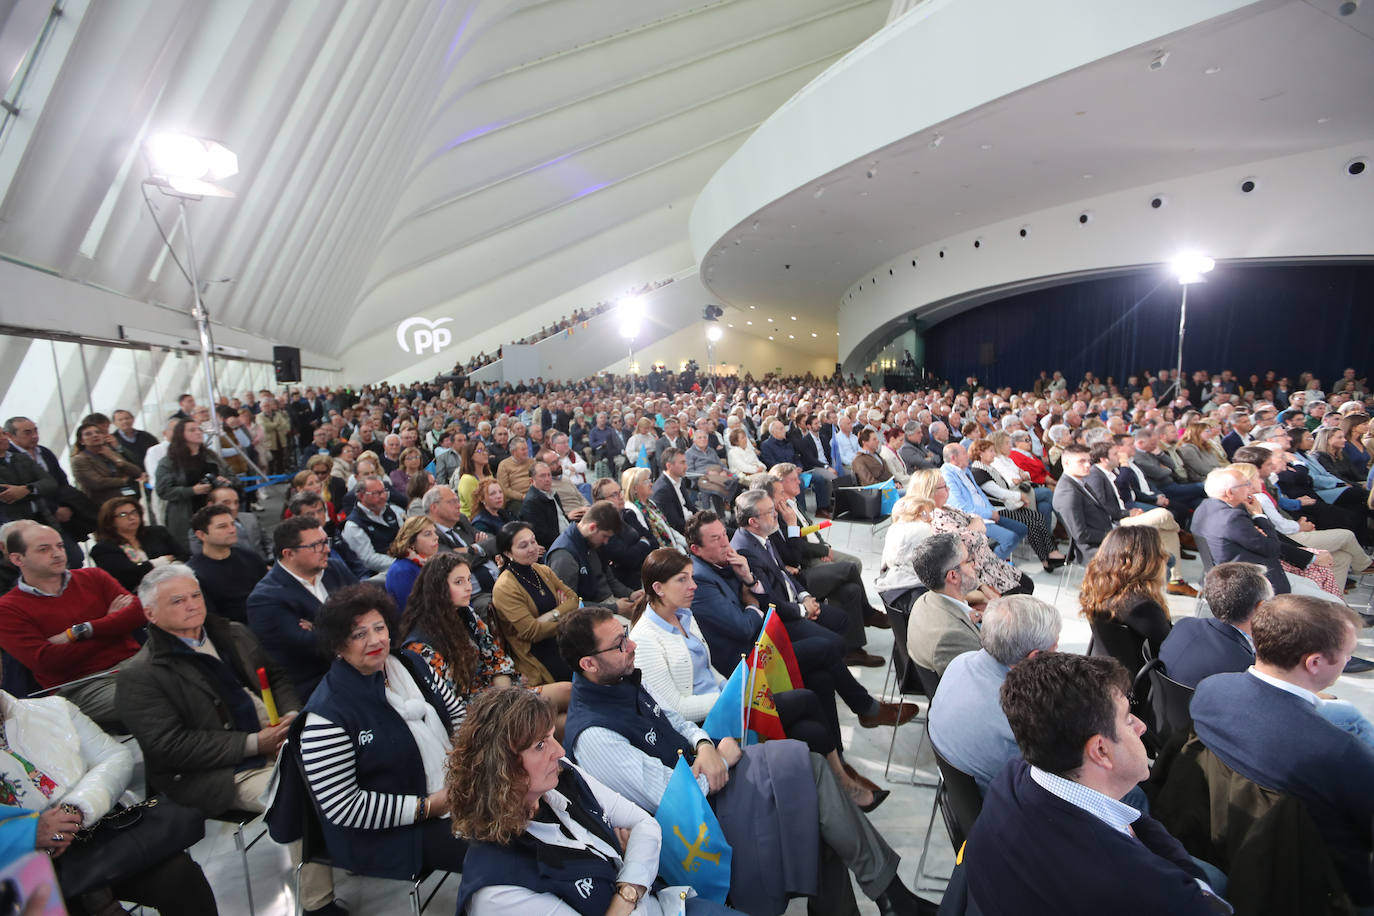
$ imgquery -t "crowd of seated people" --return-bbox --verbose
[1,360,1371,913]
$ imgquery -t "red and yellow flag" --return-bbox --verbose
[744,607,804,740]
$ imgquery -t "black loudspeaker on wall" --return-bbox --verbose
[273,346,302,383]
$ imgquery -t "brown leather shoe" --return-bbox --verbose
[814,508,833,519]
[1167,580,1199,597]
[844,650,885,668]
[842,762,882,792]
[864,610,891,630]
[859,701,920,728]
[1179,530,1197,549]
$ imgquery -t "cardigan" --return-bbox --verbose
[629,610,724,723]
[490,563,579,686]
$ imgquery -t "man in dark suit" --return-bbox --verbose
[246,517,358,698]
[519,461,572,548]
[1219,410,1253,460]
[1191,596,1374,906]
[423,484,498,608]
[6,416,98,564]
[1158,561,1269,687]
[1051,444,1116,560]
[650,447,696,532]
[897,421,937,472]
[965,652,1225,914]
[686,509,913,730]
[654,416,689,462]
[1191,467,1290,595]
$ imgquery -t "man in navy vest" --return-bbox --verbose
[546,501,641,616]
[341,477,404,574]
[963,652,1225,914]
[557,606,933,916]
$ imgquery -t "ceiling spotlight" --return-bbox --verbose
[866,165,878,179]
[768,336,774,341]
[813,186,825,199]
[1204,66,1222,75]
[143,132,238,197]
[811,332,817,338]
[746,320,753,325]
[979,143,993,151]
[788,334,795,339]
[706,325,723,342]
[790,315,797,320]
[1148,50,1170,71]
[928,134,943,150]
[617,296,645,338]
[1338,0,1358,15]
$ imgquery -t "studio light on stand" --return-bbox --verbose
[141,131,272,493]
[1167,252,1214,405]
[618,296,645,392]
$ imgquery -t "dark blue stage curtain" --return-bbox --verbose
[922,263,1374,390]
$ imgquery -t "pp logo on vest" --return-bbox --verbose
[645,729,657,746]
[358,730,374,746]
[396,317,454,355]
[574,878,595,899]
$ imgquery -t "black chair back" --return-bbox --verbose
[1141,658,1196,744]
[912,660,942,702]
[931,744,984,851]
[1194,536,1216,574]
[884,592,931,696]
[1087,618,1148,678]
[0,649,38,698]
[836,486,882,520]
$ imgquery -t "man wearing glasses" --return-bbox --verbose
[559,606,934,916]
[246,516,358,698]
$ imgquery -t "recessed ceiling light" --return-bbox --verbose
[1074,110,1087,116]
[811,332,817,337]
[835,332,840,336]
[790,316,797,320]
[859,191,869,196]
[1317,116,1331,124]
[813,187,825,199]
[768,336,774,340]
[979,143,993,151]
[749,305,755,309]
[928,134,943,149]
[727,324,734,328]
[1204,66,1222,75]
[788,334,795,339]
[746,320,753,325]
[1082,173,1093,180]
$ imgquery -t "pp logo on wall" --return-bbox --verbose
[396,317,454,355]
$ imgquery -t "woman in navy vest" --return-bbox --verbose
[296,584,469,882]
[451,688,739,915]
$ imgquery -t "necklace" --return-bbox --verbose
[506,562,548,597]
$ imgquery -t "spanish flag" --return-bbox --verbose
[744,607,803,740]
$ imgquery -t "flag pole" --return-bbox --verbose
[737,653,748,744]
[744,644,761,742]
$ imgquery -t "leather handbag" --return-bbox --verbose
[58,794,206,897]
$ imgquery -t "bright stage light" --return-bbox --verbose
[144,132,239,197]
[706,325,723,342]
[1169,252,1215,285]
[618,296,645,338]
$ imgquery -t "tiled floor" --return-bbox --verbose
[179,518,1374,916]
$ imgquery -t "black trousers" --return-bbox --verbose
[803,560,875,649]
[785,616,875,723]
[775,683,836,757]
[65,851,218,916]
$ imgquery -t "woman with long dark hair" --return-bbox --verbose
[154,419,234,553]
[454,441,493,518]
[400,553,571,728]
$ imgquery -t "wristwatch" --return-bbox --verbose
[616,884,642,906]
[69,622,93,641]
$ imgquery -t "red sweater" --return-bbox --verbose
[1009,448,1050,485]
[0,568,144,687]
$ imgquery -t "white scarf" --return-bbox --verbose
[382,656,452,796]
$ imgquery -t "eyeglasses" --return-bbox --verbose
[114,510,141,519]
[587,624,631,657]
[292,539,331,553]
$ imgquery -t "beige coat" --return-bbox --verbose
[489,563,579,685]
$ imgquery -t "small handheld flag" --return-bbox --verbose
[797,519,832,537]
[654,754,732,903]
[702,657,758,745]
[257,667,279,725]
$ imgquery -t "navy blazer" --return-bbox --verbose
[1191,498,1287,594]
[649,474,695,534]
[794,432,829,472]
[1193,672,1374,903]
[1157,616,1254,689]
[519,486,563,548]
[688,556,764,676]
[729,528,804,622]
[965,759,1214,915]
[245,558,358,698]
[1220,430,1246,460]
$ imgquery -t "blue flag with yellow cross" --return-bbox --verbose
[653,754,732,903]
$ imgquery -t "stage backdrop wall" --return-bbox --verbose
[922,263,1374,391]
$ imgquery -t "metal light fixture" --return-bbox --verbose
[143,132,238,198]
[1167,252,1215,402]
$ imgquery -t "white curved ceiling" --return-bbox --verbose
[0,0,887,376]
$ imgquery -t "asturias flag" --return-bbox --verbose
[654,755,733,903]
[702,659,757,745]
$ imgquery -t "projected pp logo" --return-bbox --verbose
[396,317,454,356]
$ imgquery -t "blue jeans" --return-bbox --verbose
[985,518,1025,559]
[807,466,837,510]
[1032,486,1054,530]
